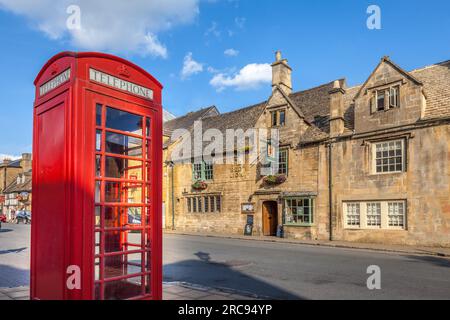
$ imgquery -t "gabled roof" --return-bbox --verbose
[169,57,450,148]
[0,159,21,168]
[271,84,306,120]
[163,106,219,137]
[353,56,423,100]
[410,59,450,119]
[3,173,32,194]
[199,102,266,133]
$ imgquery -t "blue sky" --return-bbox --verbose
[0,0,449,158]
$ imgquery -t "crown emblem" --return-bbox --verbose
[117,65,131,78]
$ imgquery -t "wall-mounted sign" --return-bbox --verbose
[39,69,71,96]
[89,68,154,100]
[230,165,244,178]
[241,203,255,213]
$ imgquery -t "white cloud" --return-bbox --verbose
[0,0,200,57]
[181,52,203,79]
[144,33,168,59]
[224,48,239,57]
[205,21,221,38]
[210,63,271,92]
[0,154,20,161]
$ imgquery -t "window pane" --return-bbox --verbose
[104,277,142,300]
[96,104,102,126]
[377,91,385,111]
[95,232,101,255]
[96,155,102,177]
[271,112,277,126]
[104,230,142,254]
[187,198,191,213]
[193,163,203,180]
[105,182,143,204]
[216,197,221,212]
[95,257,101,281]
[367,203,381,227]
[279,111,285,126]
[104,207,142,228]
[374,140,404,173]
[96,130,102,151]
[146,118,151,137]
[95,181,101,203]
[204,162,214,180]
[105,156,142,179]
[95,206,101,227]
[106,107,142,135]
[346,203,360,227]
[388,202,405,228]
[106,132,143,157]
[127,207,142,225]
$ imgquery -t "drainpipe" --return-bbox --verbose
[165,161,176,230]
[328,142,333,241]
[171,163,175,230]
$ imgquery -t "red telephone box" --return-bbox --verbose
[31,52,163,300]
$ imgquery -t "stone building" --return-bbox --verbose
[163,52,450,247]
[0,153,32,218]
[3,171,32,217]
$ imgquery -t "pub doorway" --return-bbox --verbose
[262,201,278,236]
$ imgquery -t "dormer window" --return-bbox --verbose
[389,86,400,108]
[371,85,400,113]
[377,91,385,111]
[270,109,286,127]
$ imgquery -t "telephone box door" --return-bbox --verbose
[88,92,157,300]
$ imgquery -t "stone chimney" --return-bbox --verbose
[329,80,346,138]
[20,153,32,172]
[271,50,292,95]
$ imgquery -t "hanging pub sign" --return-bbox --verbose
[241,202,255,214]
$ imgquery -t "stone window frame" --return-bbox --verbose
[345,202,361,228]
[277,148,289,175]
[343,200,407,230]
[369,80,404,114]
[186,194,222,214]
[270,109,286,127]
[192,160,214,181]
[283,197,315,227]
[371,139,405,175]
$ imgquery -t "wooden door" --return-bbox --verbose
[262,201,278,236]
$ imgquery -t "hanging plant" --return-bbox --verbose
[192,180,208,190]
[263,174,287,185]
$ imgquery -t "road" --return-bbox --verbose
[1,223,450,299]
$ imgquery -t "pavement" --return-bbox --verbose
[0,282,259,300]
[1,223,450,299]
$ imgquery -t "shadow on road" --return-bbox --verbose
[0,229,13,233]
[0,264,30,287]
[405,255,450,268]
[0,247,28,255]
[164,251,303,300]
